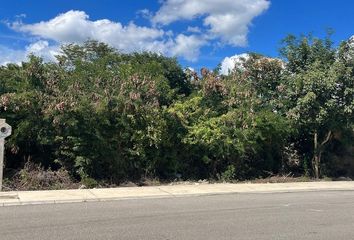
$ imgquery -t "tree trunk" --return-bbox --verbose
[313,131,319,179]
[313,130,332,179]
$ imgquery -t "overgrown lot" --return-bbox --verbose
[1,34,353,190]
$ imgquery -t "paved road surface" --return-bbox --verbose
[1,190,353,240]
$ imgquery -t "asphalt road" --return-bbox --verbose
[1,190,354,240]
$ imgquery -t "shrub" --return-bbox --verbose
[5,162,77,191]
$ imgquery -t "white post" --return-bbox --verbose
[0,119,5,191]
[0,140,4,191]
[0,119,12,191]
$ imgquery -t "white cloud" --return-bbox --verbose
[152,0,270,46]
[220,53,249,75]
[220,53,285,75]
[6,10,206,62]
[0,40,59,65]
[10,10,165,53]
[136,9,153,19]
[170,34,206,62]
[3,1,270,65]
[26,40,60,61]
[187,26,201,33]
[0,46,26,65]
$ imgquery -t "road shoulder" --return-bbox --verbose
[1,181,353,207]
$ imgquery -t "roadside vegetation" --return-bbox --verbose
[1,33,353,190]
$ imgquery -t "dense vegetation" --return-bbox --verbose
[1,34,353,188]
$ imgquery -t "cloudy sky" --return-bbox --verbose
[1,0,354,73]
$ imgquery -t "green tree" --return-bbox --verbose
[281,34,354,178]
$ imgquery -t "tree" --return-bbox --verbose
[281,34,354,178]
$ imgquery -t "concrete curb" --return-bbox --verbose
[1,181,354,207]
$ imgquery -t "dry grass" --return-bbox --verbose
[3,162,79,191]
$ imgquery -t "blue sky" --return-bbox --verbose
[1,0,354,73]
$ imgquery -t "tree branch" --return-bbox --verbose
[320,130,332,146]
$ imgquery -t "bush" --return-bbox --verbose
[80,177,98,189]
[4,162,77,191]
[219,165,236,182]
